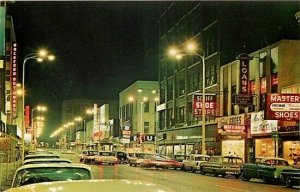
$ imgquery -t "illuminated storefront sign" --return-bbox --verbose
[265,93,300,121]
[250,111,278,134]
[193,93,216,116]
[11,43,18,116]
[25,106,30,129]
[240,59,249,94]
[217,114,245,128]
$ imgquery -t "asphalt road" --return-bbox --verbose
[61,153,299,192]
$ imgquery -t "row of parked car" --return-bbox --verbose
[6,149,173,192]
[7,149,93,191]
[79,149,300,189]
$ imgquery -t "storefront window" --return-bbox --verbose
[255,138,275,158]
[283,141,300,165]
[222,140,245,161]
[186,144,194,155]
[174,145,185,155]
[166,145,173,157]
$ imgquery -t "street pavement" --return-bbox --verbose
[61,153,299,192]
[0,160,21,191]
[2,152,299,192]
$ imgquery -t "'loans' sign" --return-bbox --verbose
[265,93,300,121]
[193,93,216,116]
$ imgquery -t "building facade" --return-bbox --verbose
[119,81,159,153]
[157,2,299,158]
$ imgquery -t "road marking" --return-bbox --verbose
[215,185,250,192]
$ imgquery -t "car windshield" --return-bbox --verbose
[24,155,60,160]
[87,151,98,155]
[195,156,209,161]
[13,167,92,187]
[264,159,289,166]
[23,160,71,165]
[99,152,114,156]
[223,157,243,164]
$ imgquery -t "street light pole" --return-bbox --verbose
[169,43,206,155]
[21,50,54,161]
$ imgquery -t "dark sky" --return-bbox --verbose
[7,1,163,141]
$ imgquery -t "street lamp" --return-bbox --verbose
[84,109,94,149]
[21,49,54,161]
[31,105,47,147]
[169,41,206,155]
[74,117,82,152]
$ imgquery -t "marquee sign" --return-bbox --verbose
[11,43,18,116]
[265,94,300,121]
[240,59,249,94]
[193,93,216,116]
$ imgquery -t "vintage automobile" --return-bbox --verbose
[240,157,293,183]
[79,150,98,164]
[280,168,300,188]
[182,154,210,173]
[22,158,72,166]
[140,154,178,169]
[128,152,154,167]
[170,154,186,170]
[113,151,129,164]
[11,163,92,188]
[24,154,60,161]
[5,180,175,192]
[200,156,243,178]
[95,151,118,165]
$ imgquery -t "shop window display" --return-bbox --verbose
[283,141,300,165]
[222,140,245,161]
[255,138,275,157]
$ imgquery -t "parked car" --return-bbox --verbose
[79,150,98,164]
[140,154,178,169]
[170,154,186,170]
[182,154,210,173]
[11,163,92,188]
[200,156,243,178]
[128,152,154,167]
[95,151,118,165]
[22,158,72,166]
[280,168,300,188]
[113,151,128,164]
[24,154,60,161]
[5,179,175,192]
[240,157,294,183]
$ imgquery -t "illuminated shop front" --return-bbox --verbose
[255,138,275,157]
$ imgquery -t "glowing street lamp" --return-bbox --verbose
[168,41,206,155]
[21,49,54,161]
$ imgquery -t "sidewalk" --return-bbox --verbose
[0,160,21,191]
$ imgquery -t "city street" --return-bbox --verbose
[61,153,298,192]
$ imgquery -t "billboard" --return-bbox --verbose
[250,111,278,135]
[265,94,300,121]
[193,93,216,116]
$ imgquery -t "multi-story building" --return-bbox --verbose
[119,81,159,153]
[219,40,300,163]
[157,2,299,157]
[61,99,119,150]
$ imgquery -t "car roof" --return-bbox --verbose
[189,154,210,157]
[5,180,175,192]
[256,157,287,161]
[16,163,91,172]
[22,158,72,165]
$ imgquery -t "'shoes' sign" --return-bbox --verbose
[266,94,300,121]
[193,93,216,116]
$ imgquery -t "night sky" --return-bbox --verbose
[6,1,299,143]
[7,1,163,141]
